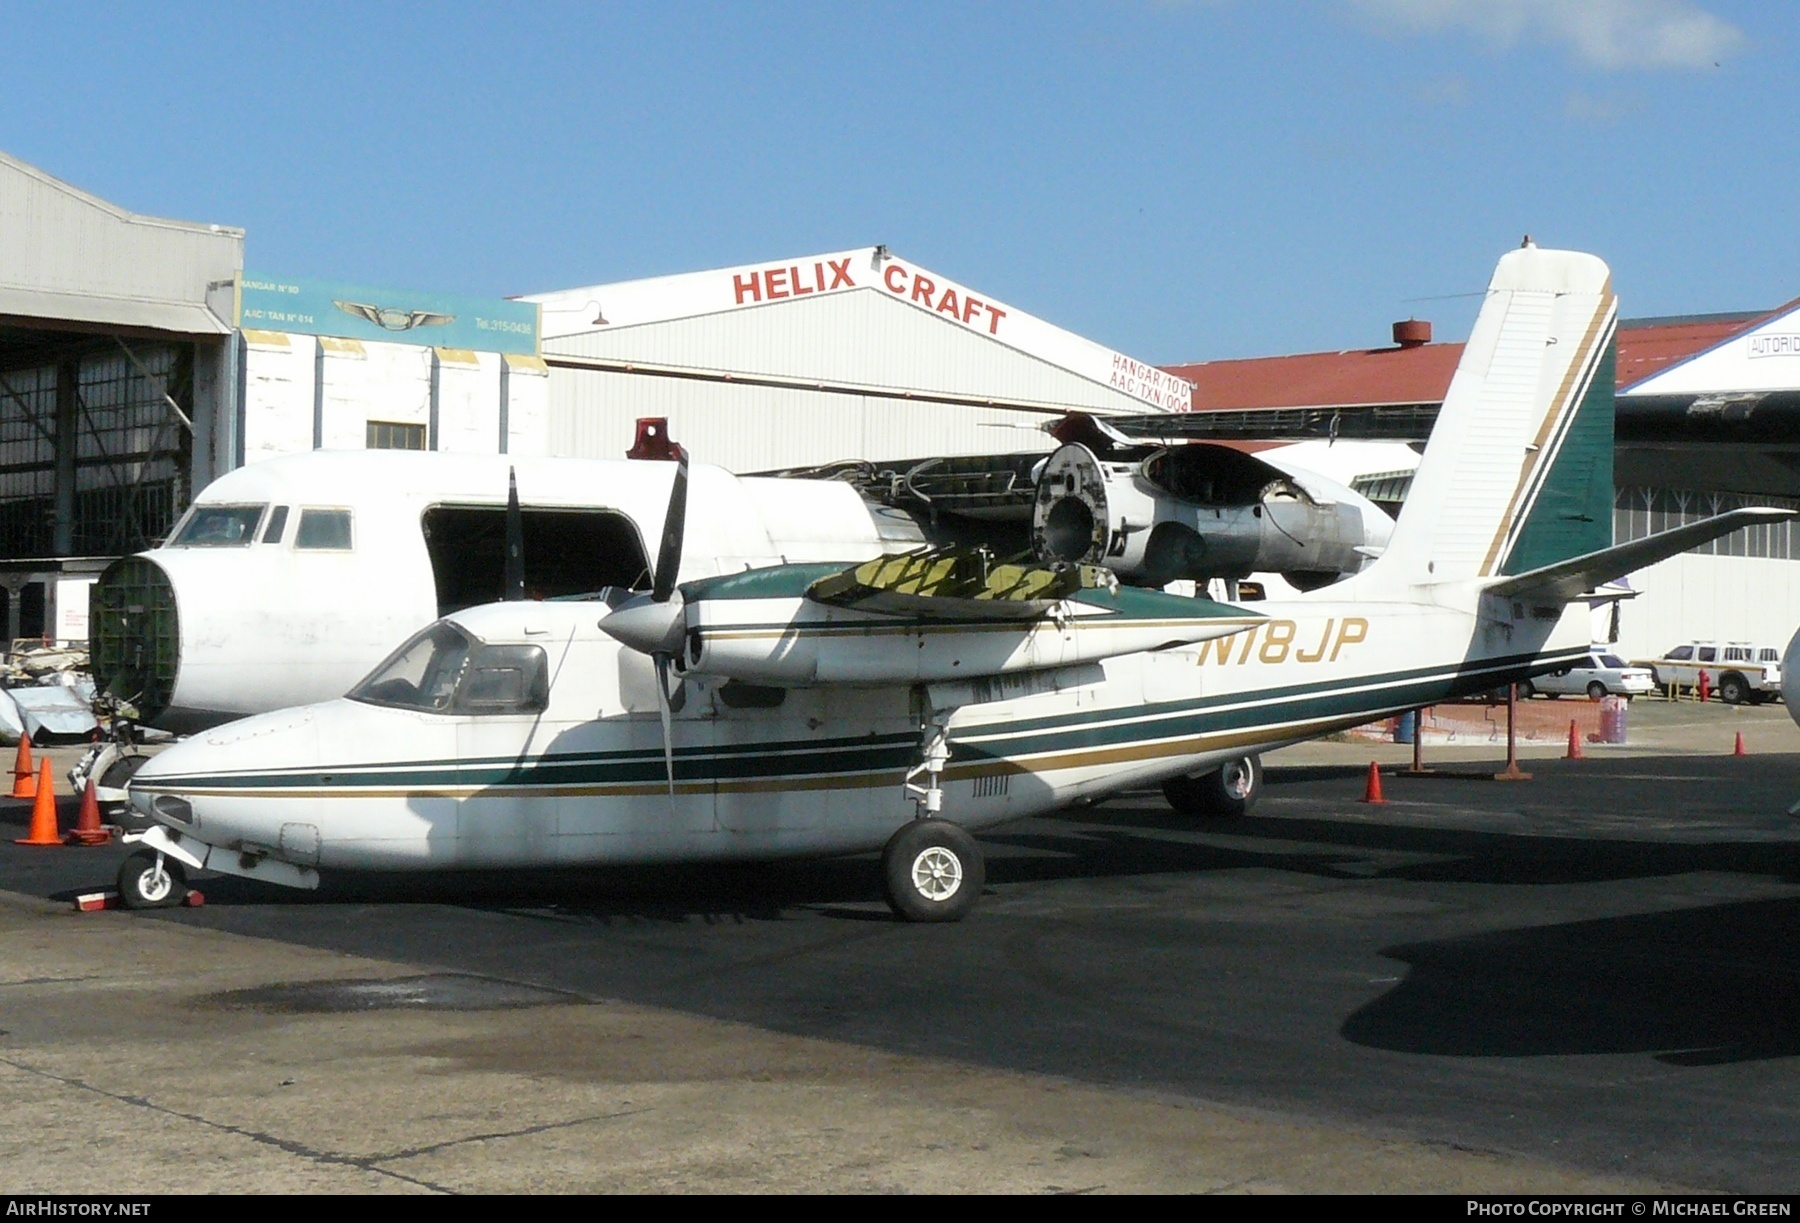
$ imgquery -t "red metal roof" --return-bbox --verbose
[1162,344,1463,412]
[1160,304,1799,410]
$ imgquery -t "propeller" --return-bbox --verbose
[503,467,525,601]
[598,446,689,796]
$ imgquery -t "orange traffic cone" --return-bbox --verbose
[14,760,59,846]
[1734,731,1748,757]
[10,733,35,800]
[1566,720,1585,760]
[1360,760,1386,804]
[68,779,109,846]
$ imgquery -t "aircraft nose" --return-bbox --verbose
[128,707,321,830]
[90,555,180,723]
[599,591,685,656]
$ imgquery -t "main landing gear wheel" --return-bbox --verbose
[882,820,984,923]
[118,850,187,910]
[1162,754,1263,818]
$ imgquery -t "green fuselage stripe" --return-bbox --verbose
[139,646,1584,795]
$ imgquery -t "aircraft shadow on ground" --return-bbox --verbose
[1339,895,1800,1065]
[180,857,895,926]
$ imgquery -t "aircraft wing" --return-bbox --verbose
[805,551,1103,620]
[604,550,1258,689]
[1484,508,1797,603]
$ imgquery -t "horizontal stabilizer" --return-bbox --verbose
[1484,508,1796,602]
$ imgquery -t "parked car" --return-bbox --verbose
[1632,641,1783,705]
[1521,651,1655,700]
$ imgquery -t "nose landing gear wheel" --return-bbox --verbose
[118,849,187,910]
[882,820,984,923]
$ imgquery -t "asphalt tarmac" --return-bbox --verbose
[2,699,1798,1192]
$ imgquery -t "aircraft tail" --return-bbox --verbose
[1357,245,1618,592]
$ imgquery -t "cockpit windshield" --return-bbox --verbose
[170,504,266,547]
[349,621,548,716]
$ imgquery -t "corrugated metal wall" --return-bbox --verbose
[542,288,1156,468]
[0,151,241,330]
[546,369,1061,470]
[1615,551,1800,662]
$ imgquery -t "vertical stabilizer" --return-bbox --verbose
[1364,246,1617,590]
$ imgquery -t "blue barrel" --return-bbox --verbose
[1395,709,1417,744]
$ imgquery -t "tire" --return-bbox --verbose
[1162,754,1263,818]
[99,754,151,830]
[1719,674,1749,706]
[117,850,186,910]
[1587,681,1608,701]
[1517,680,1536,699]
[882,821,984,923]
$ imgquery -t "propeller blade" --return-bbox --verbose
[654,652,676,799]
[503,467,525,601]
[652,446,689,603]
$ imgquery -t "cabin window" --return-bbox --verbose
[349,624,548,716]
[295,508,354,550]
[367,421,427,450]
[420,505,652,615]
[456,644,549,714]
[1667,646,1693,661]
[170,504,264,547]
[261,506,289,544]
[1697,646,1717,663]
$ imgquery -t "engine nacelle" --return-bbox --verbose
[1031,442,1392,590]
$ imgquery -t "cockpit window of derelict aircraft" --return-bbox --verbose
[169,504,267,547]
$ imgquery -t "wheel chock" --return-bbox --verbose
[74,889,118,912]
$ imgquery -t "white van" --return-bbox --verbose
[1634,641,1783,704]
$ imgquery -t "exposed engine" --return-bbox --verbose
[1030,441,1389,590]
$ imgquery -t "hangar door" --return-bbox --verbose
[0,337,193,559]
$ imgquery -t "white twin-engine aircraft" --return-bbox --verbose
[120,246,1790,921]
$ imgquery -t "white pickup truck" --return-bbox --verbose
[1634,641,1784,705]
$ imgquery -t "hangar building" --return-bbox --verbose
[0,151,1184,641]
[0,150,240,640]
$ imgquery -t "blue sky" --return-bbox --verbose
[3,1,1790,360]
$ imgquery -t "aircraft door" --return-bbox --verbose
[709,684,863,835]
[549,647,717,856]
[455,715,555,866]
